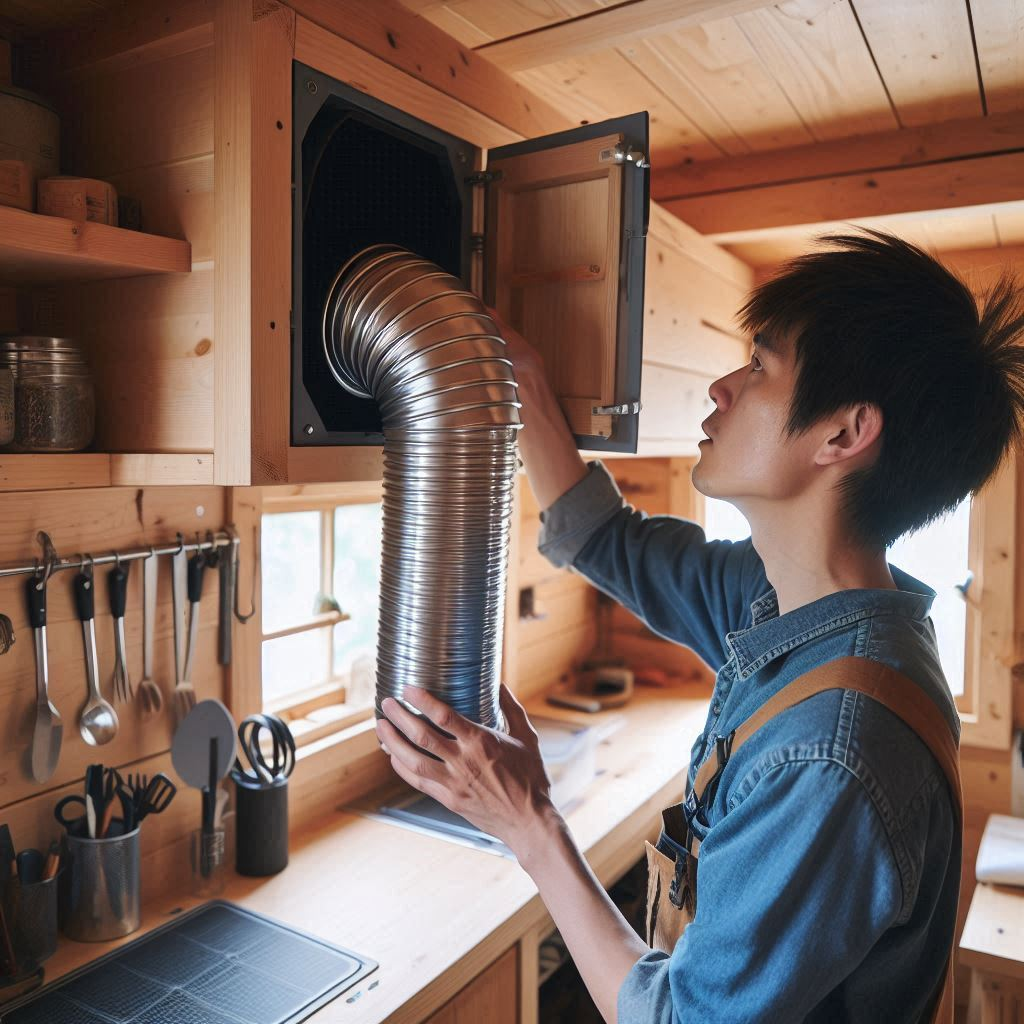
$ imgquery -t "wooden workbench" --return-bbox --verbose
[959,881,1024,1024]
[34,686,710,1023]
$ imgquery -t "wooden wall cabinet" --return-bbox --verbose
[245,10,649,486]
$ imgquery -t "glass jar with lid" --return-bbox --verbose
[0,336,95,452]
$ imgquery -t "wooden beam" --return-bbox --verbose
[474,0,775,73]
[284,0,570,138]
[653,110,1024,200]
[661,152,1024,239]
[936,244,1024,281]
[213,0,254,485]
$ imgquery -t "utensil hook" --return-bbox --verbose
[229,524,257,623]
[35,531,59,586]
[81,553,95,583]
[174,532,185,555]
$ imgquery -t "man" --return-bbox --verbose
[375,231,1024,1022]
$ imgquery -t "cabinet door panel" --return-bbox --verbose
[486,113,649,453]
[425,946,519,1024]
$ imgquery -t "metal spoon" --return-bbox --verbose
[137,549,163,718]
[26,562,62,782]
[74,558,119,746]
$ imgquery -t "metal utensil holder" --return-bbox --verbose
[12,871,61,964]
[60,821,140,942]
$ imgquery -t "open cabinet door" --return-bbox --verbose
[484,113,649,452]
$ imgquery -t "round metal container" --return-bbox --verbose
[0,85,60,180]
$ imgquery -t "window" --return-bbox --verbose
[886,499,971,698]
[702,495,751,542]
[260,492,384,742]
[696,456,1017,749]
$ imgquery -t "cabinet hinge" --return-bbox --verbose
[470,233,485,254]
[599,144,650,169]
[593,401,642,416]
[465,170,502,186]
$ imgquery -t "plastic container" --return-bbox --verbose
[190,827,226,899]
[234,775,289,877]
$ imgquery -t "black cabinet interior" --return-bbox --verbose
[292,62,472,445]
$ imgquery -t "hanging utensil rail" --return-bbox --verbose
[0,530,240,580]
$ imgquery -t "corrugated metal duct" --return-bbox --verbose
[322,244,521,729]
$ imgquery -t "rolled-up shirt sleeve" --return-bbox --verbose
[617,759,902,1023]
[537,459,761,669]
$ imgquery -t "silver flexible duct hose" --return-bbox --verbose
[322,244,522,729]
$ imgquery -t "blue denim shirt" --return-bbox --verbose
[538,461,961,1024]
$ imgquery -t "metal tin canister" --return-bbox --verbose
[0,85,59,180]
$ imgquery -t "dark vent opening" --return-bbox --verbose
[300,103,464,436]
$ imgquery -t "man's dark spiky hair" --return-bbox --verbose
[736,227,1024,550]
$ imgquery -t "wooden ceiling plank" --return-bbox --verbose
[623,17,815,155]
[733,0,899,141]
[424,0,605,46]
[286,0,570,139]
[516,49,724,164]
[852,0,982,125]
[662,153,1024,237]
[652,109,1024,199]
[969,0,1024,115]
[474,0,777,72]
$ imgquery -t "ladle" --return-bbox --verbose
[74,557,119,746]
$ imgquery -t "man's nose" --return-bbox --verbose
[708,364,744,411]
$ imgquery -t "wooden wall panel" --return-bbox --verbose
[0,485,231,891]
[24,269,215,454]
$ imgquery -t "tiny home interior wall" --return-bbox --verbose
[0,484,229,902]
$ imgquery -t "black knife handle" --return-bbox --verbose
[74,572,95,622]
[187,552,205,603]
[25,574,46,629]
[109,564,129,619]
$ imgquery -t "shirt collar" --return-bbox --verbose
[726,564,937,680]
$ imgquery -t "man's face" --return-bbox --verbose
[691,330,821,511]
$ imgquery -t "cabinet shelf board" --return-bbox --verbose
[0,206,192,284]
[0,452,213,491]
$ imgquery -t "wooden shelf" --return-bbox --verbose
[0,205,191,284]
[0,453,213,491]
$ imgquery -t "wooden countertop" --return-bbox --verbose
[39,686,709,1023]
[960,881,1024,982]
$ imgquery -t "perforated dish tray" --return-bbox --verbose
[0,900,378,1024]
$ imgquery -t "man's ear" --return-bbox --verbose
[816,403,883,465]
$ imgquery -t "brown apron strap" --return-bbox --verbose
[691,656,962,826]
[686,655,961,1023]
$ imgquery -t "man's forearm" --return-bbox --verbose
[515,362,588,511]
[517,814,649,1024]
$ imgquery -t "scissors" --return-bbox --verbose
[54,767,129,837]
[234,713,295,785]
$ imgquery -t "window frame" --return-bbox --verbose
[249,481,385,747]
[695,454,1018,750]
